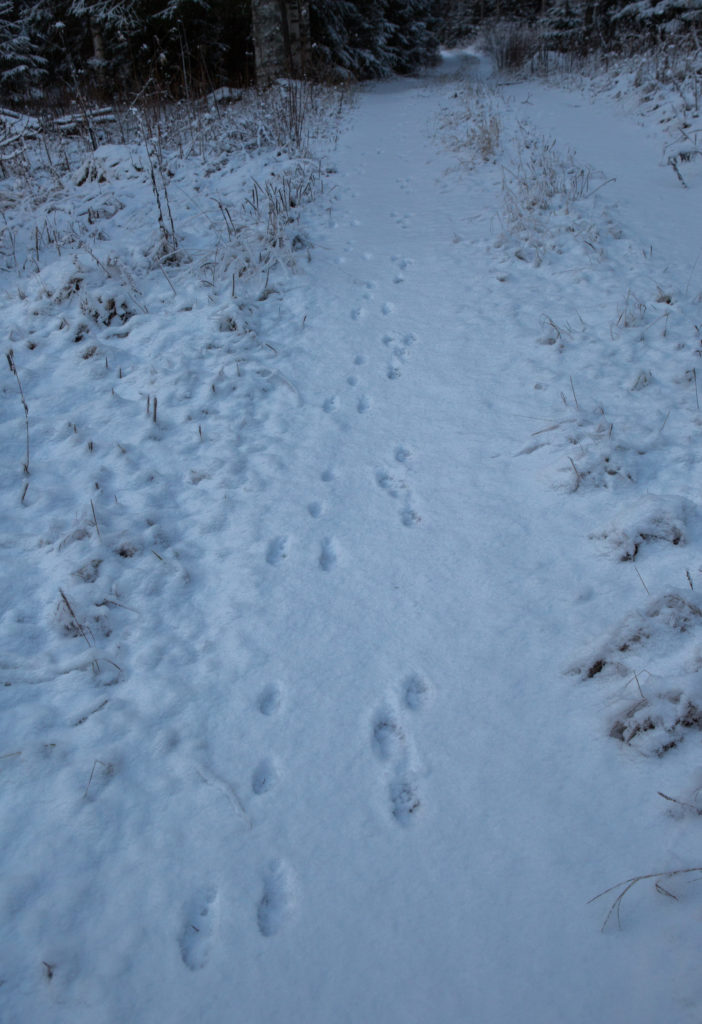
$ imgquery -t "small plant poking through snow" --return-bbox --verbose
[501,128,601,242]
[442,85,506,167]
[462,87,503,162]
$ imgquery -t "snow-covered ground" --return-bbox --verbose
[2,49,702,1022]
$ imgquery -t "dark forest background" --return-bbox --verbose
[0,0,700,105]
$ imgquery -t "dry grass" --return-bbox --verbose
[589,867,702,931]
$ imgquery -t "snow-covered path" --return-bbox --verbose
[5,55,702,1023]
[175,64,699,1022]
[233,76,602,1021]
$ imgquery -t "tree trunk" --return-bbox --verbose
[251,0,309,83]
[283,1,310,77]
[90,17,106,89]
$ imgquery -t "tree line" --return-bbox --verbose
[0,0,441,103]
[0,0,699,105]
[440,1,702,55]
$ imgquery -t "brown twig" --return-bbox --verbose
[6,349,30,478]
[83,758,109,798]
[658,791,702,816]
[90,499,101,538]
[634,566,650,595]
[570,375,579,410]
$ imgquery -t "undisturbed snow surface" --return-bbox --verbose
[2,50,702,1023]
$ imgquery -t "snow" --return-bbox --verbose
[2,50,702,1023]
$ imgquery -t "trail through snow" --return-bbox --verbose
[217,64,697,1022]
[4,52,702,1023]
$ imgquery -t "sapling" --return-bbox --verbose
[135,112,178,258]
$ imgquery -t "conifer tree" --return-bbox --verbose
[0,0,47,96]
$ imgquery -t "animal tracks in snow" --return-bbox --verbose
[179,886,218,970]
[370,673,431,826]
[268,268,422,576]
[390,255,412,285]
[265,510,337,571]
[265,530,339,571]
[390,211,413,230]
[185,678,297,947]
[251,756,280,796]
[258,682,282,717]
[372,710,405,762]
[382,331,415,361]
[319,537,338,572]
[266,535,289,566]
[391,255,413,271]
[376,469,405,499]
[182,751,296,953]
[249,690,296,937]
[382,330,415,382]
[389,780,421,824]
[400,508,421,527]
[375,458,421,527]
[402,673,430,712]
[245,248,424,940]
[257,859,294,937]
